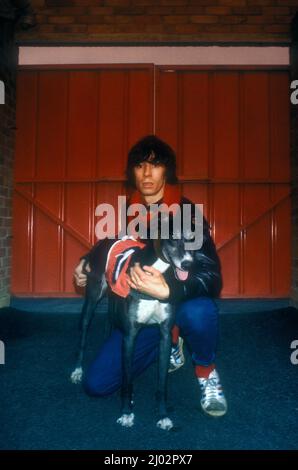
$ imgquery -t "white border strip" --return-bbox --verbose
[19,46,289,66]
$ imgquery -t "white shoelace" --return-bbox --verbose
[199,371,223,402]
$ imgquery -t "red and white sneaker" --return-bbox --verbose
[198,369,227,417]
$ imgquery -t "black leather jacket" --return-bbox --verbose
[161,197,222,303]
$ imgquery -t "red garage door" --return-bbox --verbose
[12,65,291,298]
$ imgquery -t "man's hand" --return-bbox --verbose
[73,259,90,287]
[127,263,170,300]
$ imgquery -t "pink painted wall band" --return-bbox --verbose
[19,46,289,66]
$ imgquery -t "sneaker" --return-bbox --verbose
[198,369,227,417]
[168,337,185,373]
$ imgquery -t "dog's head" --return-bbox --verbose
[156,210,203,281]
[160,235,194,281]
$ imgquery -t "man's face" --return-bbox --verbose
[133,160,166,199]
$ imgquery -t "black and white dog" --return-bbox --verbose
[70,231,195,431]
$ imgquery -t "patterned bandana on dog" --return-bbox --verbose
[105,236,146,298]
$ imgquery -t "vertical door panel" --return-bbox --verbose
[213,185,240,296]
[213,73,239,179]
[65,183,93,244]
[94,182,126,241]
[11,186,32,293]
[243,186,271,295]
[219,244,240,297]
[97,71,127,179]
[182,183,209,220]
[269,73,290,181]
[157,71,209,178]
[67,71,98,179]
[180,73,209,178]
[33,210,60,293]
[272,185,291,295]
[127,69,154,150]
[36,72,68,180]
[15,73,37,181]
[35,183,61,218]
[156,70,179,159]
[243,73,270,180]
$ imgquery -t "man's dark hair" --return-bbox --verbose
[125,135,178,188]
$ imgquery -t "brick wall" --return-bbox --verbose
[290,13,298,308]
[0,21,17,308]
[15,0,297,44]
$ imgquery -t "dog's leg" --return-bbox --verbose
[71,274,107,383]
[156,312,175,431]
[117,308,139,428]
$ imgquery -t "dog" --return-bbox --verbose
[70,228,195,431]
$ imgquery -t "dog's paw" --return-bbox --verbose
[116,413,135,428]
[156,417,173,431]
[70,367,83,383]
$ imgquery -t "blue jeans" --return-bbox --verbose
[84,297,218,396]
